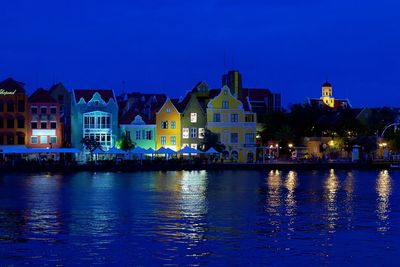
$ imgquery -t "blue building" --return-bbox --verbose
[71,89,119,151]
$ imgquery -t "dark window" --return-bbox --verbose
[17,135,24,145]
[31,107,38,114]
[0,136,3,145]
[50,107,57,114]
[18,100,25,112]
[31,122,38,129]
[50,122,57,129]
[0,102,3,112]
[161,121,168,129]
[17,118,24,128]
[7,119,14,128]
[58,94,64,103]
[7,135,14,145]
[7,102,14,112]
[41,122,47,129]
[41,107,47,114]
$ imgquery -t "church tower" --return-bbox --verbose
[320,81,335,108]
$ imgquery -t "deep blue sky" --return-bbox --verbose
[1,0,399,108]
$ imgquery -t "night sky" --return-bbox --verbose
[1,0,399,108]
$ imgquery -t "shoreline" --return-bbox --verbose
[0,161,396,173]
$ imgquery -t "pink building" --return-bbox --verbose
[28,88,62,148]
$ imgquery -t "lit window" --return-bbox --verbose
[31,136,38,144]
[182,143,189,148]
[161,121,168,129]
[199,128,205,139]
[161,136,166,145]
[171,121,176,129]
[136,131,141,140]
[231,133,238,143]
[166,108,171,113]
[50,136,57,144]
[190,128,197,138]
[40,136,48,144]
[190,113,197,123]
[182,128,189,139]
[222,101,229,109]
[190,143,197,150]
[171,136,176,145]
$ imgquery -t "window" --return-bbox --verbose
[161,121,168,129]
[31,106,38,114]
[231,133,238,143]
[17,136,24,145]
[190,128,197,138]
[7,119,14,128]
[50,136,57,144]
[136,130,141,140]
[7,136,14,145]
[50,122,57,129]
[182,143,189,148]
[231,114,239,122]
[146,131,152,140]
[7,102,14,112]
[31,136,38,144]
[182,128,189,139]
[41,122,47,129]
[0,102,3,112]
[166,108,171,113]
[224,90,228,95]
[245,133,255,144]
[222,101,229,109]
[17,118,24,128]
[213,113,221,122]
[18,100,24,112]
[40,136,48,144]
[84,133,112,149]
[161,136,166,145]
[190,143,197,150]
[31,122,38,129]
[41,107,47,114]
[50,106,57,114]
[83,111,111,129]
[0,119,3,128]
[126,131,131,140]
[171,136,176,145]
[190,113,197,123]
[171,121,176,129]
[199,128,205,139]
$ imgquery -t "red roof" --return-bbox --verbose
[73,89,115,103]
[29,88,57,103]
[0,77,25,93]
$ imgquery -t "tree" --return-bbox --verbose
[202,129,225,152]
[115,132,135,151]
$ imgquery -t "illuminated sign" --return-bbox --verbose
[0,89,16,95]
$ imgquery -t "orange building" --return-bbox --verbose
[0,78,28,146]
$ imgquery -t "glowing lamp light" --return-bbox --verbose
[329,140,335,147]
[288,143,293,148]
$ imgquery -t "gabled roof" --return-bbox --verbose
[29,88,57,103]
[73,89,115,103]
[0,77,25,93]
[49,83,68,94]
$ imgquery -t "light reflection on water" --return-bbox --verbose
[0,170,398,265]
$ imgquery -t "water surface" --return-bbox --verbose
[0,170,398,265]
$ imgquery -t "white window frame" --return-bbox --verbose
[190,113,197,123]
[182,128,189,139]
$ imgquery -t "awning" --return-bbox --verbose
[178,146,203,154]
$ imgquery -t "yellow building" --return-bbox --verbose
[206,86,257,162]
[155,98,181,151]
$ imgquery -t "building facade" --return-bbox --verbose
[120,114,157,150]
[155,98,181,150]
[206,86,257,162]
[71,89,119,151]
[28,88,62,148]
[49,83,72,146]
[179,91,207,150]
[0,78,28,146]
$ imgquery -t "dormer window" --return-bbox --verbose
[224,90,228,95]
[166,108,171,113]
[94,101,99,106]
